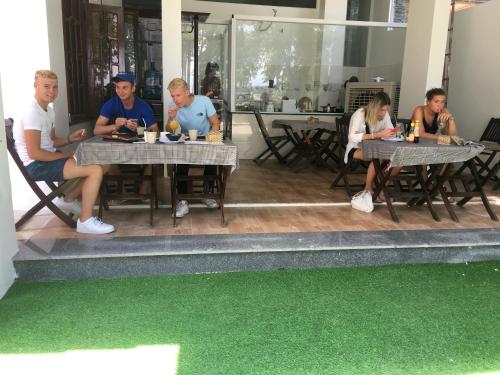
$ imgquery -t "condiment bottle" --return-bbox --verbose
[407,122,415,143]
[414,120,420,143]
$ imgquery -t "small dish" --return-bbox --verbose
[166,133,180,141]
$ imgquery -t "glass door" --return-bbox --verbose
[86,4,125,117]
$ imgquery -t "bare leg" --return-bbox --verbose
[352,149,377,192]
[63,159,104,221]
[64,164,110,202]
[139,164,153,195]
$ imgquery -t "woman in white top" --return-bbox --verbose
[344,92,399,204]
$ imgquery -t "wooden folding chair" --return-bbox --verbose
[5,118,77,230]
[253,108,292,165]
[476,118,500,186]
[98,165,159,227]
[330,113,368,196]
[453,117,500,188]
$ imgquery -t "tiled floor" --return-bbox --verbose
[14,160,500,240]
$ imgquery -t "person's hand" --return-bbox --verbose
[167,106,178,119]
[70,129,86,142]
[438,109,453,123]
[205,91,214,98]
[125,119,138,132]
[115,117,127,127]
[63,151,75,158]
[378,128,394,138]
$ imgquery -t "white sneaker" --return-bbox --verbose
[55,197,81,216]
[175,200,189,218]
[77,217,115,234]
[202,198,218,209]
[351,190,374,213]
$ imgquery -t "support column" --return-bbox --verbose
[317,0,348,108]
[0,77,17,299]
[398,0,450,118]
[162,0,182,123]
[0,0,68,212]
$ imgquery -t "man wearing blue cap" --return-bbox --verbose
[94,72,159,195]
[94,72,159,135]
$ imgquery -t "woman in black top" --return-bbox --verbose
[411,88,458,140]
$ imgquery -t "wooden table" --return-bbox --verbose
[272,119,338,170]
[361,138,489,222]
[76,136,238,226]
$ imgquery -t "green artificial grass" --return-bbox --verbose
[0,261,499,374]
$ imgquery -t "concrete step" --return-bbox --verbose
[14,228,500,282]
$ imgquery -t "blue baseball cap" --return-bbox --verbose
[112,72,135,85]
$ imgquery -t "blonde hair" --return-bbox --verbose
[35,70,58,82]
[364,92,391,129]
[168,78,189,91]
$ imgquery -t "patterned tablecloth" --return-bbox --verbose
[361,138,485,167]
[75,136,239,172]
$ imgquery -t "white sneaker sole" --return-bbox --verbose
[76,223,115,234]
[351,204,374,213]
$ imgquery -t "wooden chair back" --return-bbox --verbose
[4,118,77,229]
[480,118,500,143]
[336,113,353,158]
[254,108,271,139]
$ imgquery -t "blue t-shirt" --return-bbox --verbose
[100,96,157,134]
[168,95,216,135]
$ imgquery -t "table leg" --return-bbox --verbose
[219,166,231,226]
[372,159,399,222]
[434,168,459,222]
[167,165,178,227]
[414,165,441,221]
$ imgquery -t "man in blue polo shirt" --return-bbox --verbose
[94,72,159,135]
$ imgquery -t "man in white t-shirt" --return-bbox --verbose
[13,70,114,234]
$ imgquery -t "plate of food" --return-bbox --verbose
[102,132,139,142]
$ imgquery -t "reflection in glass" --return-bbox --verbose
[182,22,228,101]
[124,13,136,74]
[233,19,406,113]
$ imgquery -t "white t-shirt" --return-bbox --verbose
[344,107,394,163]
[14,98,56,166]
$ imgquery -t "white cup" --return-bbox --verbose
[188,129,198,141]
[137,126,144,136]
[144,131,156,144]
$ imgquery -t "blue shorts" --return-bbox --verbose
[26,158,69,181]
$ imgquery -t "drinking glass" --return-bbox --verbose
[438,121,446,135]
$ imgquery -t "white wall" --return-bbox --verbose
[0,0,71,211]
[46,0,70,137]
[447,0,500,141]
[182,0,321,21]
[317,0,348,107]
[163,0,183,123]
[0,78,18,299]
[398,0,449,118]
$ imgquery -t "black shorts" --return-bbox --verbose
[347,148,358,161]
